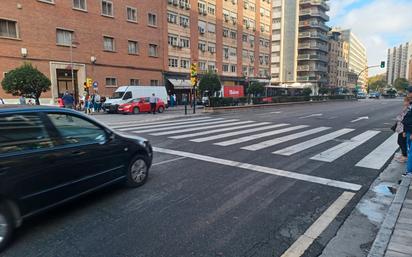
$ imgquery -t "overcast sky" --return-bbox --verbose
[328,0,412,76]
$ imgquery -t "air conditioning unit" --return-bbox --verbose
[243,71,248,76]
[168,0,173,4]
[261,26,265,32]
[179,1,185,8]
[224,54,229,59]
[232,0,236,4]
[173,0,178,6]
[201,48,206,52]
[199,28,205,34]
[203,9,207,15]
[186,3,191,9]
[260,11,264,17]
[232,19,237,25]
[182,22,188,27]
[244,3,248,9]
[224,15,229,21]
[246,23,250,29]
[172,41,178,47]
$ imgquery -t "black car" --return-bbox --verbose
[0,105,153,251]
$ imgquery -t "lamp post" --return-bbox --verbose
[69,33,79,105]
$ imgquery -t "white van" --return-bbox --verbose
[103,86,168,113]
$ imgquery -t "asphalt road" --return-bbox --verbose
[1,99,402,257]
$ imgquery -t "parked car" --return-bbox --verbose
[117,97,166,114]
[356,92,366,99]
[368,92,380,99]
[103,86,168,113]
[0,105,153,251]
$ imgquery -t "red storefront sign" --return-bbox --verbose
[223,86,244,98]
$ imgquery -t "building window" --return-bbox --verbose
[198,41,206,52]
[148,13,157,26]
[0,19,18,39]
[150,80,159,86]
[208,43,216,53]
[103,36,115,51]
[126,7,137,22]
[180,37,190,48]
[242,34,248,42]
[181,59,190,69]
[229,47,237,57]
[168,57,178,68]
[180,16,189,27]
[223,28,229,37]
[168,34,178,46]
[222,64,229,72]
[101,0,113,17]
[73,0,87,10]
[56,29,73,46]
[208,62,216,71]
[207,23,215,33]
[130,79,139,86]
[230,30,237,39]
[37,0,54,4]
[230,64,236,73]
[167,12,177,24]
[128,40,138,54]
[242,49,248,58]
[149,44,158,57]
[105,77,117,87]
[199,61,206,71]
[198,20,206,34]
[207,4,215,15]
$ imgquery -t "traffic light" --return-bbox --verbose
[190,76,197,86]
[86,78,93,88]
[190,63,197,87]
[380,61,385,68]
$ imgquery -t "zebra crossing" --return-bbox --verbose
[110,116,399,170]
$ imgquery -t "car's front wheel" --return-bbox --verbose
[125,155,149,187]
[158,106,165,113]
[133,107,140,114]
[0,203,14,252]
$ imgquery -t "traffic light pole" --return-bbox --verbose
[193,85,196,114]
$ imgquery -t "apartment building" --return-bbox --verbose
[328,30,349,89]
[0,0,165,104]
[270,0,330,94]
[165,0,272,100]
[338,29,368,87]
[386,41,412,85]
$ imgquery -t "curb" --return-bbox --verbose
[367,176,412,257]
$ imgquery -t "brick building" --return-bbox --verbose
[0,0,271,104]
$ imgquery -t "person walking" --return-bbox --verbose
[62,91,75,109]
[394,97,410,162]
[402,86,412,176]
[94,92,101,112]
[19,95,26,105]
[0,97,4,104]
[149,93,158,114]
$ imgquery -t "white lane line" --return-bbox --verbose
[271,111,282,114]
[153,147,362,191]
[117,118,224,131]
[273,128,355,156]
[311,130,380,163]
[110,116,212,128]
[355,133,398,170]
[190,124,290,142]
[242,127,331,151]
[350,116,369,123]
[131,119,238,133]
[280,192,356,257]
[150,121,254,136]
[169,122,271,139]
[152,157,187,166]
[299,113,323,119]
[215,125,309,146]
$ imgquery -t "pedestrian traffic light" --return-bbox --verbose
[191,76,197,87]
[380,61,385,68]
[86,78,93,88]
[191,63,197,78]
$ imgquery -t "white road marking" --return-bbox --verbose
[299,113,323,119]
[241,127,331,151]
[152,157,187,166]
[273,128,355,156]
[310,130,380,162]
[150,121,254,136]
[215,125,309,146]
[355,133,399,170]
[189,124,290,142]
[110,116,212,128]
[270,111,282,114]
[117,118,224,131]
[280,192,355,257]
[169,122,271,139]
[350,116,369,123]
[131,119,239,133]
[153,147,362,191]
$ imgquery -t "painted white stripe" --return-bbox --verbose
[299,113,323,119]
[311,130,380,163]
[280,192,355,257]
[131,119,239,133]
[150,120,254,136]
[117,118,224,131]
[355,133,399,170]
[110,116,212,128]
[152,157,186,166]
[242,127,331,151]
[189,124,290,142]
[273,128,355,156]
[153,147,362,191]
[215,125,309,146]
[169,122,271,139]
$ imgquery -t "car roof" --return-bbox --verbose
[0,104,75,114]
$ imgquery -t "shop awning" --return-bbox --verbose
[168,79,192,89]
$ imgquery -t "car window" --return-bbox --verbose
[123,91,132,100]
[48,113,107,145]
[0,113,54,154]
[145,97,150,102]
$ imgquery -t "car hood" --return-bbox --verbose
[115,130,148,143]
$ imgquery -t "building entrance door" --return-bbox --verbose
[56,69,78,104]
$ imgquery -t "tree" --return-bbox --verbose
[198,70,222,97]
[394,78,409,92]
[247,82,264,97]
[318,87,329,95]
[302,87,312,96]
[367,73,387,93]
[1,63,51,105]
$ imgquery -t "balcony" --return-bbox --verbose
[300,0,330,11]
[298,32,328,41]
[299,21,330,31]
[297,65,328,72]
[299,9,329,21]
[298,43,328,52]
[297,54,328,62]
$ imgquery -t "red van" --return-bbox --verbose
[118,97,166,114]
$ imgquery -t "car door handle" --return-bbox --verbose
[71,150,86,156]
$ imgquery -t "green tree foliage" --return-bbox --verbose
[302,87,312,96]
[198,70,222,97]
[247,82,264,97]
[367,73,387,92]
[318,87,329,95]
[394,78,409,92]
[1,63,51,105]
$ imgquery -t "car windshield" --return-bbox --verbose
[111,91,125,99]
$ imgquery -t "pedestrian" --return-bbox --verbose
[62,91,75,109]
[94,92,101,112]
[393,96,410,162]
[402,86,412,176]
[149,93,157,114]
[0,97,4,104]
[27,99,34,105]
[19,95,26,105]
